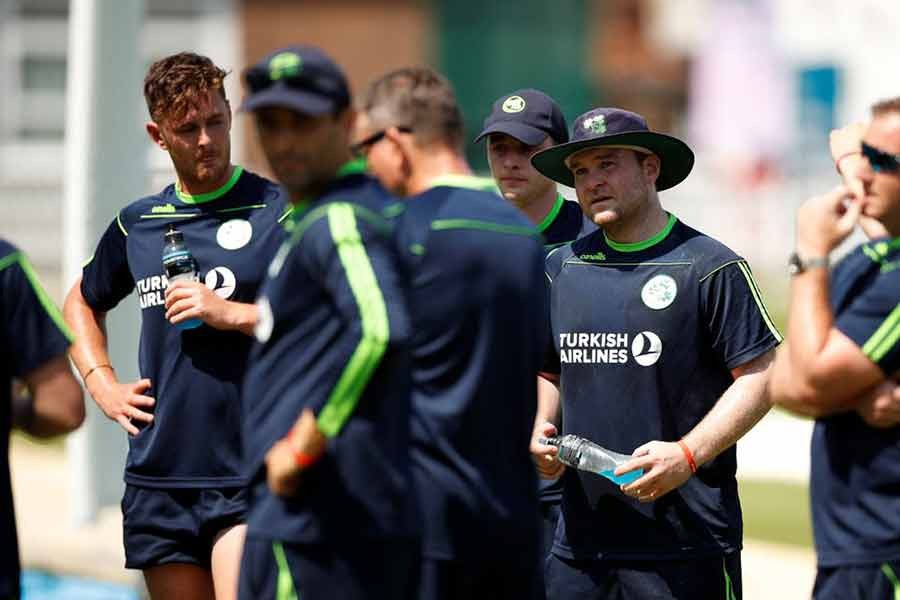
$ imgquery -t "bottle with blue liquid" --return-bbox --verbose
[162,224,202,330]
[540,435,643,485]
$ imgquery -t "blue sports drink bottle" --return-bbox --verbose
[162,224,202,330]
[540,434,643,485]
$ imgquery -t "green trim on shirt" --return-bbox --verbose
[176,165,243,204]
[1,251,74,342]
[604,213,677,253]
[537,195,565,233]
[316,203,391,438]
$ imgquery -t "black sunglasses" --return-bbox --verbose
[861,141,900,174]
[351,127,413,157]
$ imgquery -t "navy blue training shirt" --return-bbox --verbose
[544,215,782,560]
[242,164,416,544]
[537,196,596,505]
[0,240,72,598]
[540,194,596,251]
[811,237,900,567]
[80,167,288,488]
[396,175,549,563]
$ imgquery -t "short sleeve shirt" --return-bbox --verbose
[80,167,288,488]
[0,240,72,597]
[810,237,900,567]
[544,214,782,560]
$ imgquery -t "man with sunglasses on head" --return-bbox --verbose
[237,47,418,600]
[355,67,549,600]
[63,52,288,600]
[771,97,900,600]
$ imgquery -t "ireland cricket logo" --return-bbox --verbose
[583,115,607,134]
[269,52,302,80]
[502,95,526,113]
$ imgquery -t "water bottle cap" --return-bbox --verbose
[164,224,183,244]
[539,437,561,447]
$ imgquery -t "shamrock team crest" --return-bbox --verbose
[583,115,607,134]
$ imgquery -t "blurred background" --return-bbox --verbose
[2,0,899,597]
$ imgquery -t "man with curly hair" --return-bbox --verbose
[63,52,288,600]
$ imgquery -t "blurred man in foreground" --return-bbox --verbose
[2,241,84,600]
[238,46,418,600]
[357,67,548,599]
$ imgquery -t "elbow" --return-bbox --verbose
[61,384,87,433]
[770,375,834,418]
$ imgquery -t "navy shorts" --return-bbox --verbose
[546,551,742,600]
[239,537,419,600]
[418,556,541,600]
[814,560,900,600]
[121,485,247,570]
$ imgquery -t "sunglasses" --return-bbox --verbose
[861,141,900,174]
[351,127,413,157]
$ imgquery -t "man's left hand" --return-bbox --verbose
[616,441,693,503]
[164,280,232,329]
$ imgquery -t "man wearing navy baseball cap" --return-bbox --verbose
[238,46,419,600]
[532,108,781,599]
[476,89,595,250]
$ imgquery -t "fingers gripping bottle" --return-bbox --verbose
[540,435,643,485]
[162,224,202,330]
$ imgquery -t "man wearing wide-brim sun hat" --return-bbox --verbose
[529,107,782,600]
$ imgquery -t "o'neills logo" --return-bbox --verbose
[560,331,662,366]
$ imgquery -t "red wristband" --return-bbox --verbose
[678,440,698,474]
[286,432,320,469]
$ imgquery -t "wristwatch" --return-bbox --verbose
[788,252,829,276]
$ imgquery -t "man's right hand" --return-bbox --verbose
[530,421,565,479]
[89,377,155,435]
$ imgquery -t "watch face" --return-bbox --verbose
[788,253,802,275]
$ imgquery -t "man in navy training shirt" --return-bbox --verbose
[530,107,781,599]
[63,52,288,600]
[475,87,595,595]
[1,241,83,600]
[771,97,900,600]
[356,66,549,600]
[237,46,418,600]
[477,88,594,250]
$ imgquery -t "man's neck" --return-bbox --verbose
[287,152,354,207]
[603,199,669,245]
[521,188,560,227]
[406,146,473,196]
[178,163,235,197]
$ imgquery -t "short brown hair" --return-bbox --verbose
[363,67,464,151]
[144,52,228,123]
[872,97,900,119]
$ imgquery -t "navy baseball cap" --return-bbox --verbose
[474,89,569,146]
[531,107,694,191]
[239,45,350,115]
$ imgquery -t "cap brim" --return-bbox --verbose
[530,131,695,191]
[238,86,335,116]
[473,121,547,146]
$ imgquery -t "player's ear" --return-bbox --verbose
[641,152,661,186]
[146,121,167,151]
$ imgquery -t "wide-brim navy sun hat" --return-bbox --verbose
[531,107,694,191]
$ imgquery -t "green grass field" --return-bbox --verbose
[740,478,813,549]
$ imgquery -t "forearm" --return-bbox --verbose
[63,280,118,395]
[17,356,85,437]
[682,356,774,466]
[222,300,258,336]
[535,376,561,427]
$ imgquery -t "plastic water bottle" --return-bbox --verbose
[162,224,202,330]
[540,435,643,485]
